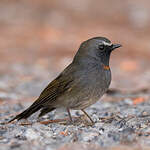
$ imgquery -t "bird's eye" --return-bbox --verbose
[98,44,105,50]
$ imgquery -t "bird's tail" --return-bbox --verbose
[8,103,42,123]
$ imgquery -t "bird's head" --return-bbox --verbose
[73,37,122,66]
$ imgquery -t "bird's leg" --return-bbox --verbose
[67,108,73,122]
[39,108,79,125]
[81,109,94,124]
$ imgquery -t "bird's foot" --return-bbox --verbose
[80,109,95,126]
[80,114,95,126]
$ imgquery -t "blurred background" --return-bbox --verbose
[0,0,150,101]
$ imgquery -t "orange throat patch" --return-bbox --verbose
[103,64,110,70]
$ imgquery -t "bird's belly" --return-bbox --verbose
[69,85,108,110]
[53,69,111,110]
[54,81,109,110]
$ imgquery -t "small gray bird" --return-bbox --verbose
[9,37,121,124]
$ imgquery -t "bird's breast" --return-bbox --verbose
[77,63,111,97]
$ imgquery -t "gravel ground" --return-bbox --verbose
[1,88,150,150]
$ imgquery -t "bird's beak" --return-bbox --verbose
[111,44,122,51]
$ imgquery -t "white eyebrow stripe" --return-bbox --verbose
[103,41,112,46]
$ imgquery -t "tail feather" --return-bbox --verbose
[38,107,55,118]
[8,105,42,123]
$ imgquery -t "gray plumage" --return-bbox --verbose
[9,37,121,123]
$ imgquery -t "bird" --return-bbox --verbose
[8,37,121,124]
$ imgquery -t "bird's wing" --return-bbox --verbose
[38,75,73,104]
[30,64,75,108]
